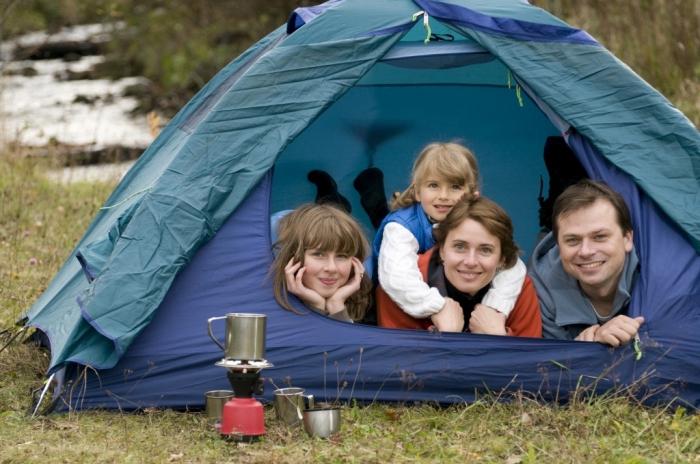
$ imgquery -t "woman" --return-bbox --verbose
[271,203,372,322]
[377,196,541,337]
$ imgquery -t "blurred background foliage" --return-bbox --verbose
[1,0,314,114]
[532,0,700,126]
[1,0,699,124]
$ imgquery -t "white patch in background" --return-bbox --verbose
[1,56,153,149]
[1,24,155,183]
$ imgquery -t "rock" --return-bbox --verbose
[1,65,38,77]
[12,40,105,61]
[72,94,99,105]
[4,23,119,61]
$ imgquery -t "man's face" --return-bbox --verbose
[556,199,633,299]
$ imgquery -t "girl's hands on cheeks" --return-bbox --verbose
[284,258,326,311]
[326,257,364,315]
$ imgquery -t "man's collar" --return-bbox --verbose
[553,248,639,327]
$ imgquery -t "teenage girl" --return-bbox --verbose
[271,203,372,322]
[372,142,527,326]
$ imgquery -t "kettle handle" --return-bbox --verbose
[207,316,227,351]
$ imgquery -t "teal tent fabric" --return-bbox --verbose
[25,0,699,383]
[28,1,408,370]
[425,0,700,248]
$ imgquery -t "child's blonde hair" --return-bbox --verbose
[271,203,371,321]
[392,142,480,209]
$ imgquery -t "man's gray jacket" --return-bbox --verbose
[529,232,639,340]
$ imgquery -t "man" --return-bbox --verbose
[530,179,644,346]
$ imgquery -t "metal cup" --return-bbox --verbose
[273,387,314,426]
[302,407,341,438]
[204,390,235,423]
[207,313,266,360]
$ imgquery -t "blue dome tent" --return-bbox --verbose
[23,0,700,411]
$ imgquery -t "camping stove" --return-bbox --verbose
[214,357,272,440]
[208,313,270,441]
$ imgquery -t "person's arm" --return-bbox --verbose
[326,308,354,323]
[468,304,507,335]
[575,324,600,342]
[539,301,572,340]
[284,259,326,311]
[482,258,526,316]
[378,223,445,318]
[590,315,644,346]
[528,268,574,340]
[502,277,542,337]
[304,303,353,322]
[324,257,365,323]
[430,298,464,332]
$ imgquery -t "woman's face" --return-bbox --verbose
[439,218,504,296]
[301,248,353,298]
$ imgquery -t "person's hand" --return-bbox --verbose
[575,324,600,342]
[284,258,326,311]
[593,315,644,347]
[468,303,507,335]
[430,298,464,332]
[326,258,364,315]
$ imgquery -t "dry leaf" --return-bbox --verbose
[505,454,522,464]
[384,408,403,422]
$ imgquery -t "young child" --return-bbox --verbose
[271,203,372,323]
[372,142,527,325]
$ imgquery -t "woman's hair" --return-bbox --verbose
[392,142,480,209]
[271,203,371,321]
[433,196,520,269]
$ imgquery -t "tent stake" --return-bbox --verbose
[0,326,27,355]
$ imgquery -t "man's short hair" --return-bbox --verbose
[552,179,633,239]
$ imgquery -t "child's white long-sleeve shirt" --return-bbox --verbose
[378,222,526,319]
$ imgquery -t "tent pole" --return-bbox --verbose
[31,372,56,417]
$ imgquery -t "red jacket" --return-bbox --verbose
[377,249,542,337]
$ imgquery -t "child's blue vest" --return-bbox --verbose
[369,203,435,281]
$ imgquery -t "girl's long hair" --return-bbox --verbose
[271,203,371,321]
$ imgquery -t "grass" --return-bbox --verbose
[1,157,700,463]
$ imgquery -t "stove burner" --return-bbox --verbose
[215,358,274,371]
[214,358,271,440]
